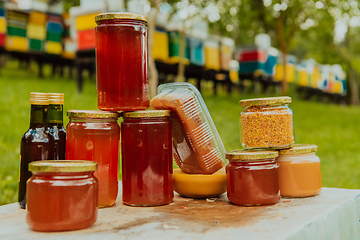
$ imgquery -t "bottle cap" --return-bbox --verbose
[49,93,64,105]
[30,92,49,105]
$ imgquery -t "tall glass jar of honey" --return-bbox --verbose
[95,12,149,111]
[65,110,120,207]
[121,110,173,206]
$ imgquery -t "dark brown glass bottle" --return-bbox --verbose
[18,92,55,209]
[47,93,66,160]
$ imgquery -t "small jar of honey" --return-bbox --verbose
[26,160,98,232]
[226,149,280,206]
[277,144,322,198]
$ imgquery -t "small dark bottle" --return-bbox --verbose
[47,93,66,160]
[18,92,55,209]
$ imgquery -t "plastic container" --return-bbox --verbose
[95,12,149,111]
[121,110,173,206]
[240,96,294,149]
[65,110,120,207]
[26,160,98,232]
[277,144,322,198]
[226,149,280,206]
[151,82,226,175]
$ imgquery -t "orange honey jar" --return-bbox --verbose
[26,160,98,232]
[277,144,322,198]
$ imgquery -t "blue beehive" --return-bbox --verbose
[264,55,277,76]
[47,21,63,34]
[187,37,205,66]
[239,61,265,74]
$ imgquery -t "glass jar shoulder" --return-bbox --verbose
[227,160,278,171]
[122,117,171,125]
[277,153,320,163]
[67,120,120,132]
[29,172,97,187]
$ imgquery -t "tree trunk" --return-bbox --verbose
[278,8,287,95]
[177,30,186,82]
[348,64,359,105]
[148,0,160,98]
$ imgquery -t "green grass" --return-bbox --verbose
[1,59,360,206]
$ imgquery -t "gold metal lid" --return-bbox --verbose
[226,149,278,162]
[49,93,64,105]
[67,110,120,119]
[95,12,147,24]
[30,92,49,105]
[278,144,318,155]
[239,96,291,107]
[29,160,97,172]
[122,110,171,118]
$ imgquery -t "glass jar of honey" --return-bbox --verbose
[95,12,149,111]
[65,110,120,207]
[277,144,322,198]
[226,149,280,206]
[239,96,294,149]
[121,110,173,206]
[26,160,98,232]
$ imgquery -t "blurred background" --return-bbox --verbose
[0,0,360,206]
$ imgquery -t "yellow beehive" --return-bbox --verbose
[205,47,221,71]
[152,30,169,62]
[0,17,6,34]
[298,69,309,86]
[29,11,47,25]
[5,36,29,52]
[220,45,232,71]
[274,64,295,83]
[75,13,100,31]
[62,51,75,59]
[332,81,342,94]
[274,64,283,82]
[27,24,46,40]
[230,69,239,83]
[311,67,321,88]
[45,41,62,55]
[165,56,190,65]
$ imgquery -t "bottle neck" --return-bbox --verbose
[47,104,64,126]
[30,104,48,128]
